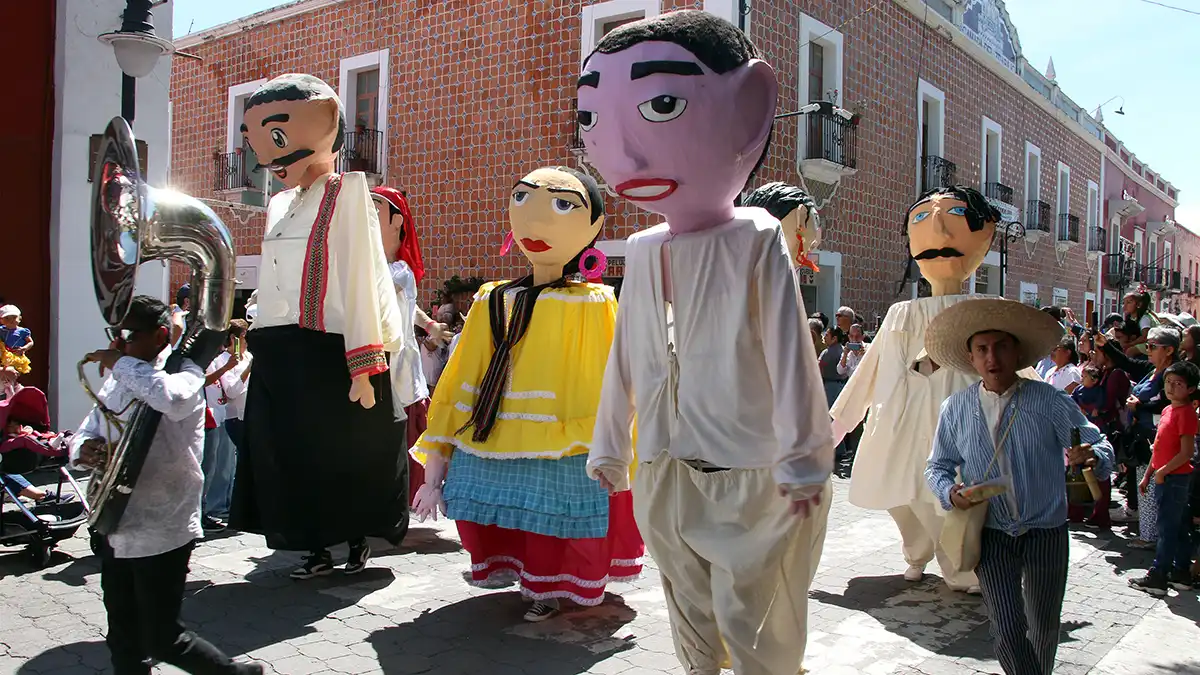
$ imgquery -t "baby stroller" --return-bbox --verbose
[0,386,88,568]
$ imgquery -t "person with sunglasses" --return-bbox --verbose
[71,295,261,675]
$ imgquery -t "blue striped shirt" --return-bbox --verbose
[925,380,1114,535]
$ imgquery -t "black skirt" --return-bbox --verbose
[230,325,409,551]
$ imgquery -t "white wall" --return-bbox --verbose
[49,0,173,428]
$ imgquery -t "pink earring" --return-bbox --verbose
[579,247,608,282]
[499,231,514,256]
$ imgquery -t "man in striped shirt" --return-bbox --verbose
[924,299,1114,675]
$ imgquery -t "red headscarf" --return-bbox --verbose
[370,186,425,285]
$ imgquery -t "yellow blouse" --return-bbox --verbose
[414,280,617,462]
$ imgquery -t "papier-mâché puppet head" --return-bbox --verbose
[576,10,778,232]
[904,185,1000,296]
[743,182,822,272]
[371,186,425,285]
[506,167,607,285]
[241,74,346,190]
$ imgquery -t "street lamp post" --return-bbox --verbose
[997,221,1025,299]
[98,0,175,129]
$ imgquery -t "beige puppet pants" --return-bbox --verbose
[633,453,832,675]
[888,499,979,590]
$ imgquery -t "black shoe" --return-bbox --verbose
[1129,570,1169,597]
[37,492,76,505]
[344,540,370,575]
[201,516,227,532]
[290,550,334,580]
[1168,569,1194,591]
[233,663,264,674]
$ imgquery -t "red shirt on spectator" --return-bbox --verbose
[1151,403,1197,475]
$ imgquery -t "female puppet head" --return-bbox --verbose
[743,182,821,271]
[899,185,1000,297]
[241,74,346,189]
[576,10,778,231]
[504,166,607,285]
[371,186,425,284]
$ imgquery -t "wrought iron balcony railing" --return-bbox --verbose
[213,150,252,192]
[803,102,858,169]
[921,155,956,193]
[1026,200,1053,233]
[337,128,384,175]
[1169,270,1182,292]
[1143,264,1166,290]
[984,181,1014,205]
[1087,226,1106,252]
[1057,213,1080,243]
[1103,253,1132,288]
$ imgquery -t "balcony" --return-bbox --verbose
[1187,277,1193,295]
[984,182,1014,205]
[337,128,384,177]
[1026,200,1053,235]
[1087,226,1106,253]
[921,155,956,193]
[1103,254,1132,288]
[799,101,859,184]
[1168,270,1182,293]
[213,149,252,193]
[1056,213,1080,244]
[1143,265,1166,291]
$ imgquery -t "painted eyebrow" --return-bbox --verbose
[547,187,587,203]
[578,71,600,88]
[630,60,704,80]
[512,179,540,191]
[261,113,290,126]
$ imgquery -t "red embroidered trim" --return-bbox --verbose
[297,174,344,331]
[347,344,387,378]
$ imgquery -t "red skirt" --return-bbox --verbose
[404,399,428,507]
[456,490,644,606]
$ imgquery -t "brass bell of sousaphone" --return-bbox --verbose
[82,117,237,535]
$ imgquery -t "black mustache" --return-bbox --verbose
[255,148,314,172]
[914,248,964,260]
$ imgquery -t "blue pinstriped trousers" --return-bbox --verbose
[976,525,1069,675]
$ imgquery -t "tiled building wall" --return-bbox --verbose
[170,0,1105,318]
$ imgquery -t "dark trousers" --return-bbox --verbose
[976,525,1069,675]
[225,418,244,452]
[100,539,244,675]
[1153,473,1193,574]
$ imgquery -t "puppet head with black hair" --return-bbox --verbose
[897,185,1000,297]
[744,182,822,271]
[576,10,777,233]
[241,73,346,189]
[371,187,426,285]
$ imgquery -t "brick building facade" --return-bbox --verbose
[168,0,1179,324]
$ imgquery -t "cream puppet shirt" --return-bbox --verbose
[830,294,1039,511]
[387,259,429,414]
[253,172,405,414]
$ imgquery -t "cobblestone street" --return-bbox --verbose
[2,476,1198,675]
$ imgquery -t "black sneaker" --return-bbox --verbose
[522,600,559,622]
[1129,570,1169,598]
[201,516,227,532]
[344,541,370,575]
[1168,569,1194,591]
[37,492,76,505]
[290,550,334,580]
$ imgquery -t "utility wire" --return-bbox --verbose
[796,0,890,54]
[1135,0,1200,16]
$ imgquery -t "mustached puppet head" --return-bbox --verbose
[241,74,346,189]
[371,186,425,285]
[576,10,778,230]
[743,182,821,271]
[506,167,606,284]
[901,185,1000,295]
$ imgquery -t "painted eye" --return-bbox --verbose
[270,128,287,148]
[552,198,580,215]
[638,95,687,122]
[577,110,597,131]
[948,206,967,215]
[911,211,930,223]
[512,190,530,205]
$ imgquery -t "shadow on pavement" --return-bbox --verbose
[368,592,637,675]
[17,639,111,674]
[372,525,463,559]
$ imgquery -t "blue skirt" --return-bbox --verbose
[443,452,609,539]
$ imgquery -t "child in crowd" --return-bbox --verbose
[1073,364,1107,429]
[0,305,33,374]
[1130,360,1199,597]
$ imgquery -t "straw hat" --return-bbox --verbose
[925,298,1065,375]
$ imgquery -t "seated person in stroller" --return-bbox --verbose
[1,385,74,505]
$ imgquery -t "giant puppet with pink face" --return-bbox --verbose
[582,11,834,675]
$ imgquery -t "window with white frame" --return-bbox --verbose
[1134,228,1144,268]
[1086,180,1099,250]
[917,80,946,194]
[1103,290,1117,316]
[1020,282,1039,306]
[1056,162,1070,217]
[1024,142,1041,220]
[981,117,1002,189]
[581,1,660,58]
[338,50,390,177]
[974,265,990,295]
[1052,287,1068,309]
[799,13,843,106]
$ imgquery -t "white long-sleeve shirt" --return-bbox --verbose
[69,353,205,559]
[588,208,834,492]
[388,259,427,409]
[204,351,253,423]
[252,171,403,379]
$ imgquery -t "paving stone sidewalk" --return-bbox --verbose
[2,475,1198,675]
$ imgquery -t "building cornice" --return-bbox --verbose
[891,0,1106,155]
[1104,147,1179,208]
[174,0,347,49]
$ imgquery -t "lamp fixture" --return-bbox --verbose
[98,0,174,78]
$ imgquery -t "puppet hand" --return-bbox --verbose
[412,484,446,522]
[349,375,376,409]
[779,484,823,517]
[426,322,451,346]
